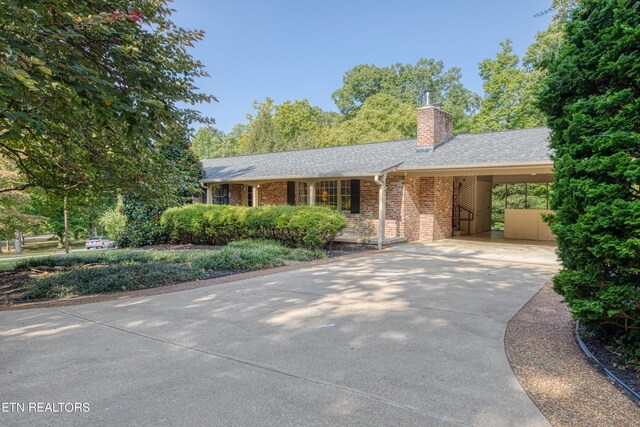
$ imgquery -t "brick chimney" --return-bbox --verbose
[416,105,453,152]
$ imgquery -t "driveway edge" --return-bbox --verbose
[504,282,640,426]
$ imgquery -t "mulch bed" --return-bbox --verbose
[579,330,640,396]
[326,242,376,257]
[0,268,44,303]
[505,282,640,426]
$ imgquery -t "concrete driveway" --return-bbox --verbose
[1,240,558,426]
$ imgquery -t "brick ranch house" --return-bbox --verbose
[200,104,554,248]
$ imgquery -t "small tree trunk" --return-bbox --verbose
[14,230,22,254]
[5,239,10,253]
[64,196,70,254]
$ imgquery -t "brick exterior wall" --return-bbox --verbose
[343,176,453,241]
[429,177,454,240]
[402,176,422,241]
[213,177,456,243]
[343,178,404,239]
[229,184,243,206]
[259,182,288,206]
[417,106,454,150]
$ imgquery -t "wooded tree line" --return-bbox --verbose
[190,15,569,160]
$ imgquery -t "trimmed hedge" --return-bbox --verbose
[161,204,346,249]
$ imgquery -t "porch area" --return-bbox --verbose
[200,168,556,247]
[450,173,555,242]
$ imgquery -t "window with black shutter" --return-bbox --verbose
[287,181,296,205]
[350,180,361,214]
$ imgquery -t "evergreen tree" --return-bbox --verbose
[538,0,640,355]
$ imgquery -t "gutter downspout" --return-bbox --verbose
[374,173,387,250]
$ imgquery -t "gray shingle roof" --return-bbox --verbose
[201,127,551,182]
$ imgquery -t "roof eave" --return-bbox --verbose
[200,172,388,184]
[396,160,553,172]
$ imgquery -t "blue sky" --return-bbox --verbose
[170,0,553,132]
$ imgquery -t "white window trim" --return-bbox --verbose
[312,179,351,213]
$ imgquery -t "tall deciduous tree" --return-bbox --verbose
[525,1,579,70]
[0,0,212,202]
[27,189,113,247]
[190,127,226,159]
[538,0,639,354]
[471,40,546,132]
[236,98,283,155]
[331,59,479,133]
[0,156,43,252]
[317,93,415,147]
[235,98,329,155]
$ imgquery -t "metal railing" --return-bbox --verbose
[455,205,475,236]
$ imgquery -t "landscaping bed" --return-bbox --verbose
[0,240,321,303]
[578,328,640,396]
[505,282,640,426]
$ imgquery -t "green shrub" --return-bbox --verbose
[117,197,167,247]
[352,213,375,243]
[99,197,128,242]
[538,0,640,355]
[161,204,346,249]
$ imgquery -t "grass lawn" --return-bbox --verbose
[0,238,85,271]
[1,240,322,302]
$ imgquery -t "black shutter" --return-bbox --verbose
[287,181,296,205]
[222,184,229,205]
[350,180,360,214]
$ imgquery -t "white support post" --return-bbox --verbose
[252,185,259,207]
[374,174,387,250]
[308,182,315,206]
[206,184,213,205]
[241,184,248,207]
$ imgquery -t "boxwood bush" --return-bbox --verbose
[161,204,346,249]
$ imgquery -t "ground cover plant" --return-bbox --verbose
[4,240,321,301]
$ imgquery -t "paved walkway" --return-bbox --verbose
[1,240,558,426]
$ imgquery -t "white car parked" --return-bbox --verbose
[85,236,114,250]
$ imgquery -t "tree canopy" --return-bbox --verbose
[471,40,546,132]
[1,0,211,202]
[0,156,43,242]
[316,93,416,147]
[331,59,480,133]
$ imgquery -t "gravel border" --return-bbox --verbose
[0,249,388,311]
[505,282,640,426]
